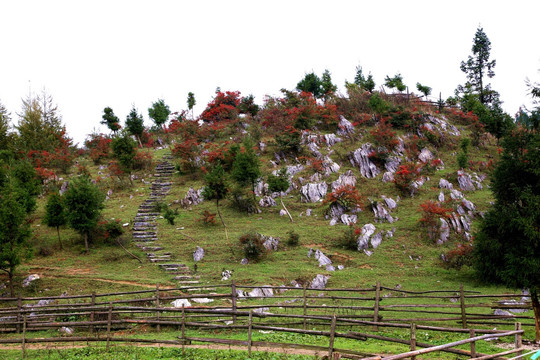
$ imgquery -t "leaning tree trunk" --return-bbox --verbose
[216,199,228,241]
[8,271,14,297]
[84,232,89,253]
[532,289,540,342]
[280,196,293,223]
[56,226,63,250]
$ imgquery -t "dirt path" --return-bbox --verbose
[0,342,329,357]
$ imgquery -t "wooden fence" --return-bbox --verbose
[0,282,535,359]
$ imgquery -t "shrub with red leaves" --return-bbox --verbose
[418,200,453,241]
[323,185,364,211]
[394,162,422,195]
[85,133,112,164]
[200,91,241,123]
[442,242,474,269]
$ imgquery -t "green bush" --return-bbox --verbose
[336,226,358,250]
[286,230,300,247]
[238,232,267,262]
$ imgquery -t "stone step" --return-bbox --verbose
[174,275,200,280]
[133,238,158,243]
[147,252,172,257]
[178,280,200,285]
[185,288,217,292]
[132,231,157,236]
[149,257,172,263]
[136,245,164,251]
[133,235,158,240]
[132,227,157,232]
[158,263,187,269]
[133,216,157,221]
[136,212,160,217]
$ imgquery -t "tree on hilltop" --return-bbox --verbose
[187,92,196,119]
[125,106,144,147]
[459,27,498,106]
[101,107,121,134]
[354,66,376,92]
[148,99,170,128]
[297,72,323,99]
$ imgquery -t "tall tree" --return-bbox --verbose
[148,99,171,128]
[63,175,105,253]
[101,107,121,134]
[416,82,432,99]
[384,73,406,92]
[0,100,10,151]
[187,92,196,119]
[202,163,229,240]
[125,106,144,147]
[43,193,67,249]
[473,127,540,340]
[0,178,32,296]
[354,66,376,92]
[297,72,323,99]
[459,27,498,106]
[111,133,137,186]
[231,138,261,209]
[321,69,337,99]
[16,93,64,153]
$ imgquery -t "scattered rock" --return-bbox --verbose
[418,148,434,163]
[340,214,357,225]
[306,208,312,216]
[331,170,357,191]
[337,265,345,270]
[493,309,514,317]
[171,299,191,308]
[438,218,450,244]
[259,196,276,208]
[22,274,40,287]
[300,182,328,203]
[371,232,383,249]
[253,307,271,314]
[59,181,69,195]
[279,209,287,216]
[241,258,249,265]
[457,170,476,191]
[310,274,330,289]
[337,116,355,135]
[192,298,214,304]
[349,144,380,178]
[439,179,453,189]
[313,249,332,267]
[221,269,232,281]
[59,327,74,336]
[438,191,445,202]
[384,156,401,173]
[262,235,279,251]
[326,265,335,271]
[357,224,376,250]
[181,187,204,208]
[382,172,394,183]
[193,246,205,262]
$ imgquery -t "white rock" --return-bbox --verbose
[192,298,214,304]
[171,299,191,308]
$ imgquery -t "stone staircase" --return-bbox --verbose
[132,155,202,287]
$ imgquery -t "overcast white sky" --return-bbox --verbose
[1,1,539,145]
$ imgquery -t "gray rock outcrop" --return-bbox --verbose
[349,144,380,178]
[300,182,328,202]
[193,246,205,262]
[310,274,330,289]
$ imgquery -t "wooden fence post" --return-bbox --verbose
[439,92,443,112]
[231,280,237,324]
[16,295,22,333]
[373,281,381,331]
[22,315,27,358]
[155,283,160,332]
[303,283,308,330]
[410,323,416,360]
[248,310,253,357]
[460,284,467,329]
[328,314,337,359]
[515,322,522,358]
[90,292,96,334]
[469,329,476,358]
[181,304,185,354]
[106,302,112,351]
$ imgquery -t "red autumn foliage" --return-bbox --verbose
[85,133,112,164]
[418,200,453,242]
[442,242,474,269]
[171,138,200,172]
[370,118,399,150]
[394,162,422,195]
[323,185,364,211]
[200,91,241,123]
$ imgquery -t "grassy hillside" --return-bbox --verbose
[6,91,506,300]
